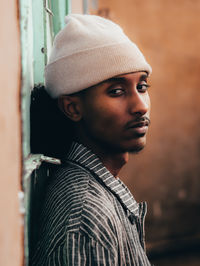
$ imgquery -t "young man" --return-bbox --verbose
[31,14,152,265]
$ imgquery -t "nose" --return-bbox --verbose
[128,92,149,116]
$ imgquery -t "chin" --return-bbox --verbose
[128,145,145,154]
[126,138,146,154]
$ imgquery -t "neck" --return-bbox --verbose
[75,135,129,177]
[98,151,129,177]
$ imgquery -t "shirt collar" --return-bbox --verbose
[65,142,140,217]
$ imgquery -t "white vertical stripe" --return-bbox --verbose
[57,246,61,266]
[96,241,100,266]
[82,234,86,264]
[101,245,105,265]
[66,234,70,265]
[71,233,75,266]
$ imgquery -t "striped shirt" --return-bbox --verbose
[31,142,151,265]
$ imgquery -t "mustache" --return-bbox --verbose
[125,116,151,129]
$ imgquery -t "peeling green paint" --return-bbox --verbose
[32,0,46,85]
[24,154,61,181]
[51,0,71,36]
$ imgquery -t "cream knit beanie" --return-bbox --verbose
[45,14,152,98]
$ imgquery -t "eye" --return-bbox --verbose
[137,82,150,93]
[108,86,125,97]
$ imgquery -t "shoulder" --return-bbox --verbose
[61,163,117,228]
[41,162,119,244]
[33,163,120,261]
[66,175,119,249]
[35,163,91,250]
[43,163,91,213]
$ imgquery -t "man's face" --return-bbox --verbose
[78,71,151,153]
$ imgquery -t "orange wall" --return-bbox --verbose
[0,1,22,265]
[72,0,83,13]
[92,0,200,250]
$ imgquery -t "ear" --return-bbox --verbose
[58,95,82,122]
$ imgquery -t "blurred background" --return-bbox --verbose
[1,0,200,265]
[92,0,200,265]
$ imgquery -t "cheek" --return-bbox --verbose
[144,93,151,114]
[86,103,125,130]
[148,98,151,114]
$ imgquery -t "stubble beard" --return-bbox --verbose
[91,136,146,155]
[127,144,145,154]
[79,120,147,155]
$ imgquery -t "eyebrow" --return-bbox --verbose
[139,73,148,81]
[101,73,148,85]
[103,77,127,84]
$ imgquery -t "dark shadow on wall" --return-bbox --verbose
[30,86,74,160]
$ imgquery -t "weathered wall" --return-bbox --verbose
[92,0,200,254]
[0,1,22,265]
[72,0,83,13]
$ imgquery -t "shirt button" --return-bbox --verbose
[128,214,135,224]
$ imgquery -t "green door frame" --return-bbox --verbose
[19,0,71,264]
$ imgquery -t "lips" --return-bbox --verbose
[124,117,150,137]
[127,121,149,129]
[125,117,150,130]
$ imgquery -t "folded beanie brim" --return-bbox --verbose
[45,41,152,98]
